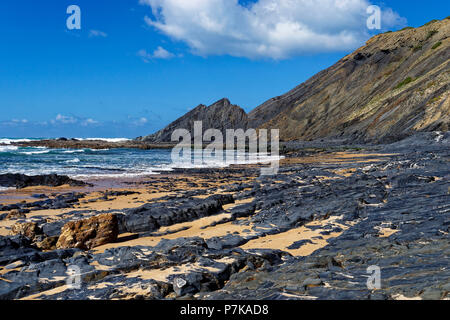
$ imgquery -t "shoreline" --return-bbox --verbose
[0,149,383,243]
[0,133,449,300]
[2,135,380,151]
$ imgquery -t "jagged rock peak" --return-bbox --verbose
[137,98,249,143]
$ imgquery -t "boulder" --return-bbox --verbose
[0,235,38,266]
[34,236,59,251]
[56,213,119,250]
[0,173,90,189]
[121,194,234,233]
[10,222,41,239]
[6,209,26,220]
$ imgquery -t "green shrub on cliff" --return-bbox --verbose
[424,20,439,26]
[432,41,442,49]
[395,77,414,90]
[425,30,438,40]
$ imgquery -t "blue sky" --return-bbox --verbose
[0,0,448,138]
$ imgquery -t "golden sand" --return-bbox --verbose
[241,215,351,256]
[93,198,256,253]
[20,284,71,300]
[392,294,422,300]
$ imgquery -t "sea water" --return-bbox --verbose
[0,138,281,180]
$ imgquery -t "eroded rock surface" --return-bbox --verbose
[0,132,448,300]
[56,213,119,250]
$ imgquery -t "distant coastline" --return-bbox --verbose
[1,137,176,150]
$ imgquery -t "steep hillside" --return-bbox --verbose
[139,18,449,143]
[249,18,449,142]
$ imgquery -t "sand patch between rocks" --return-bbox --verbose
[93,198,256,253]
[20,284,71,300]
[392,294,422,300]
[241,215,351,256]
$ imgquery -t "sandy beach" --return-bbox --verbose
[0,150,390,252]
[1,143,449,300]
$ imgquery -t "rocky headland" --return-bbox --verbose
[8,19,449,151]
[139,18,449,144]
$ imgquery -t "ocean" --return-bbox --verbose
[0,138,280,180]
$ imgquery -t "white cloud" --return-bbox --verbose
[0,115,153,133]
[132,117,149,126]
[52,115,101,126]
[53,114,78,124]
[137,46,175,62]
[381,8,407,27]
[12,119,28,124]
[81,118,99,126]
[137,49,152,62]
[139,0,406,59]
[1,119,29,126]
[153,46,175,59]
[89,29,108,38]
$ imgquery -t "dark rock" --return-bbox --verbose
[0,173,90,189]
[120,194,234,233]
[0,235,38,266]
[138,98,249,143]
[206,234,247,250]
[287,239,314,250]
[230,203,256,219]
